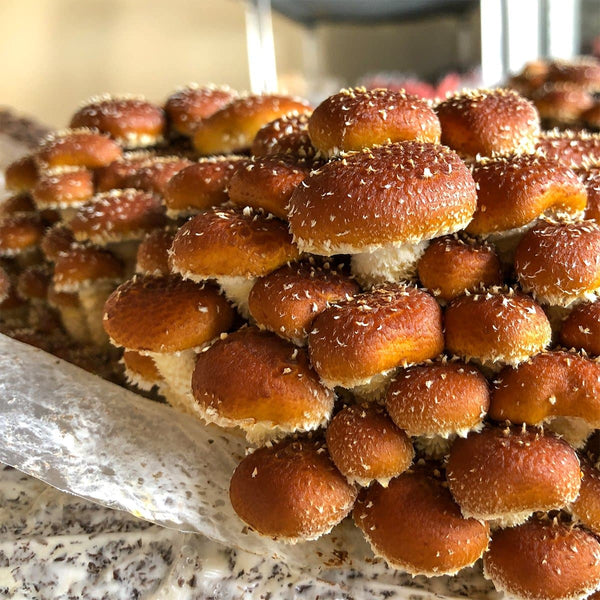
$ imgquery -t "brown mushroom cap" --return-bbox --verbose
[248,260,359,345]
[164,84,238,137]
[515,220,600,307]
[444,289,551,367]
[135,228,174,276]
[0,194,36,217]
[191,326,334,441]
[5,154,39,192]
[103,275,234,353]
[571,459,600,535]
[325,403,414,486]
[94,150,154,192]
[17,264,51,301]
[436,88,539,158]
[229,437,357,542]
[560,301,600,355]
[0,214,45,257]
[582,169,600,222]
[70,96,166,148]
[417,235,502,301]
[251,112,313,158]
[47,283,81,310]
[483,517,600,600]
[193,94,312,155]
[532,83,594,123]
[40,224,76,262]
[35,129,122,170]
[385,360,489,437]
[68,189,166,245]
[536,130,600,169]
[169,206,299,279]
[119,156,192,195]
[308,87,441,157]
[447,427,581,523]
[228,155,310,219]
[466,154,586,235]
[489,350,600,428]
[548,57,600,90]
[32,168,95,210]
[121,349,162,389]
[53,245,124,291]
[582,102,600,130]
[288,141,477,255]
[163,156,245,217]
[354,469,490,576]
[308,285,444,389]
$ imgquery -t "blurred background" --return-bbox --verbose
[0,0,598,127]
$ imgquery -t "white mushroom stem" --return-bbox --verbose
[547,417,595,449]
[79,281,119,346]
[350,241,429,288]
[147,349,197,414]
[54,303,91,344]
[216,275,256,319]
[414,434,456,460]
[107,240,140,277]
[346,369,396,402]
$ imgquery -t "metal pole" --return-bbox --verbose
[245,0,278,93]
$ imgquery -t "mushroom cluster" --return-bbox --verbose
[2,80,600,600]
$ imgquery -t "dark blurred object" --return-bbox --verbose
[0,108,49,148]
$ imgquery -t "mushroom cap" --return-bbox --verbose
[467,154,586,235]
[571,459,600,535]
[119,156,192,195]
[308,87,441,157]
[69,189,166,245]
[193,94,312,155]
[32,168,95,209]
[0,194,36,216]
[94,150,154,191]
[191,326,334,440]
[251,112,314,158]
[288,141,477,256]
[354,469,490,577]
[515,220,600,307]
[248,260,359,345]
[170,206,299,279]
[489,350,600,427]
[582,102,600,129]
[417,234,502,301]
[229,437,357,542]
[164,84,238,137]
[436,88,539,158]
[121,349,162,388]
[536,129,600,169]
[53,245,123,291]
[40,224,76,262]
[532,83,594,122]
[135,228,174,276]
[163,156,245,217]
[47,283,81,309]
[103,275,234,353]
[325,403,414,486]
[17,264,51,301]
[308,285,444,389]
[228,155,310,220]
[444,289,551,367]
[0,214,45,256]
[385,360,489,437]
[70,95,166,148]
[548,57,600,90]
[35,128,122,169]
[560,301,600,355]
[447,427,581,522]
[483,517,600,600]
[5,154,39,192]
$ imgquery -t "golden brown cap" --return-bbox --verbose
[0,193,36,217]
[17,264,51,301]
[163,156,245,217]
[444,289,551,366]
[515,220,600,307]
[308,285,444,389]
[582,102,600,130]
[121,349,162,390]
[436,88,539,158]
[325,403,414,486]
[385,360,489,437]
[53,245,123,291]
[35,129,122,170]
[467,154,586,235]
[33,168,95,210]
[135,228,174,276]
[560,301,600,355]
[288,141,477,255]
[170,206,299,279]
[103,275,234,352]
[164,84,237,137]
[354,469,490,576]
[192,327,334,442]
[582,168,600,223]
[571,459,600,535]
[119,156,192,195]
[69,189,166,245]
[47,283,80,309]
[248,260,359,345]
[483,517,600,600]
[417,235,502,301]
[308,87,441,157]
[193,94,312,155]
[228,155,310,219]
[5,154,39,193]
[0,214,45,257]
[532,83,594,123]
[40,224,76,262]
[229,437,356,541]
[536,129,600,169]
[94,150,154,192]
[548,57,600,90]
[251,112,314,159]
[489,350,600,430]
[70,95,166,148]
[447,427,581,524]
